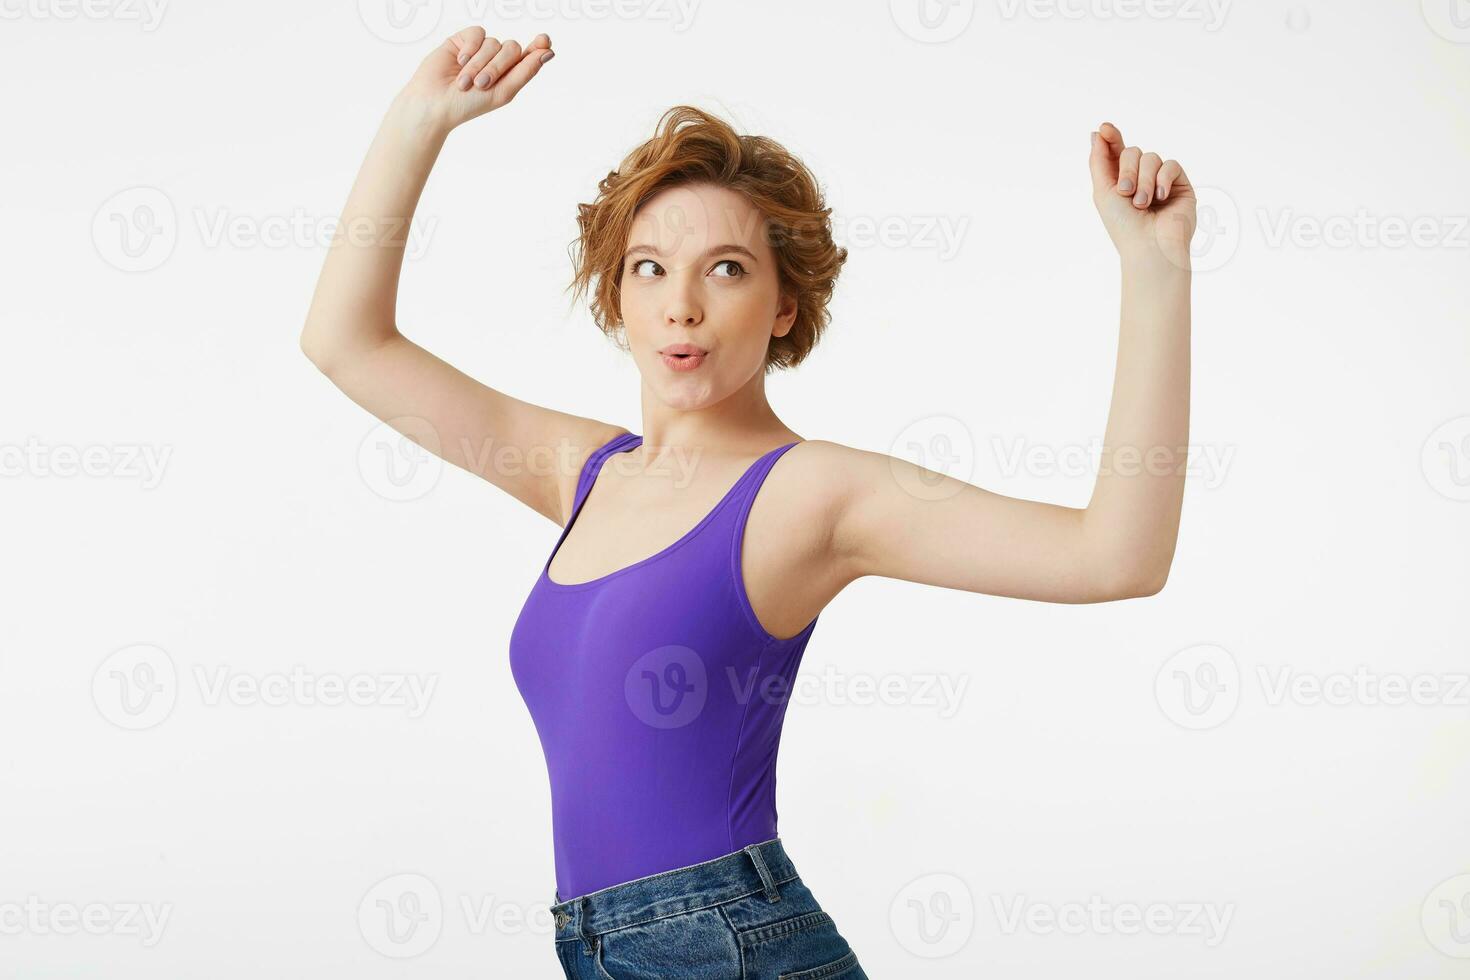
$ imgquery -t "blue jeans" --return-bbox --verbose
[550,837,868,979]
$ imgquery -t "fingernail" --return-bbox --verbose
[1089,131,1097,148]
[1134,191,1148,206]
[1119,178,1134,193]
[540,50,555,64]
[475,72,491,88]
[458,53,467,65]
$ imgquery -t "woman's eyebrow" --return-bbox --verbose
[624,243,759,262]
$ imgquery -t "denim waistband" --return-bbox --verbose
[550,838,798,940]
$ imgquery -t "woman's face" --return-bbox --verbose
[618,181,797,409]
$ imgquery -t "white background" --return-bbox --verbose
[3,0,1469,976]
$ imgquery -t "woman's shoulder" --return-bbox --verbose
[782,437,885,482]
[765,437,877,524]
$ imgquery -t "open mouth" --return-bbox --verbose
[660,346,708,370]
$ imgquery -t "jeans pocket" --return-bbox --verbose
[592,937,620,980]
[594,907,737,978]
[777,949,864,980]
[739,910,834,945]
[736,906,863,980]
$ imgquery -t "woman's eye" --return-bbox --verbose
[630,259,661,276]
[711,259,745,278]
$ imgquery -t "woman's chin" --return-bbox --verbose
[649,379,721,411]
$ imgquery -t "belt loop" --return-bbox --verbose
[576,895,595,956]
[744,842,782,903]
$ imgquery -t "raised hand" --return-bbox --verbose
[1088,122,1197,269]
[400,25,556,133]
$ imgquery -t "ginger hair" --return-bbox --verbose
[567,105,847,372]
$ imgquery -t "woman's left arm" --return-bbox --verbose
[825,121,1196,604]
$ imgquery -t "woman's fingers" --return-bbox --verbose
[444,26,485,67]
[487,41,555,106]
[475,32,549,88]
[446,30,551,90]
[1133,152,1162,208]
[1088,132,1109,192]
[1156,159,1180,200]
[1156,159,1191,201]
[1116,145,1142,197]
[1089,122,1124,197]
[457,36,503,90]
[473,38,524,89]
[1097,122,1126,167]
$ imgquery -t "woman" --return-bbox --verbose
[301,25,1195,980]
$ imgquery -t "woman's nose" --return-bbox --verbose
[664,279,703,325]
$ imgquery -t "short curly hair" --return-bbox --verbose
[567,105,847,372]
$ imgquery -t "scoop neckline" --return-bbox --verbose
[539,436,799,592]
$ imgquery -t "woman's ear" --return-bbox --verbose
[773,291,799,339]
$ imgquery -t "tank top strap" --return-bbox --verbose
[723,440,802,571]
[572,431,642,513]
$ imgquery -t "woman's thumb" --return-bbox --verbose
[1087,131,1115,197]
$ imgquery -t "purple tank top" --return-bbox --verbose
[509,432,819,899]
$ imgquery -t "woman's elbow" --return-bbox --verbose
[1086,559,1171,602]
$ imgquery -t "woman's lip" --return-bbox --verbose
[660,351,707,372]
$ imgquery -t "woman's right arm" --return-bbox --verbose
[300,27,628,524]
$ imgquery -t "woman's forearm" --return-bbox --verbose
[300,93,451,371]
[1084,252,1192,594]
